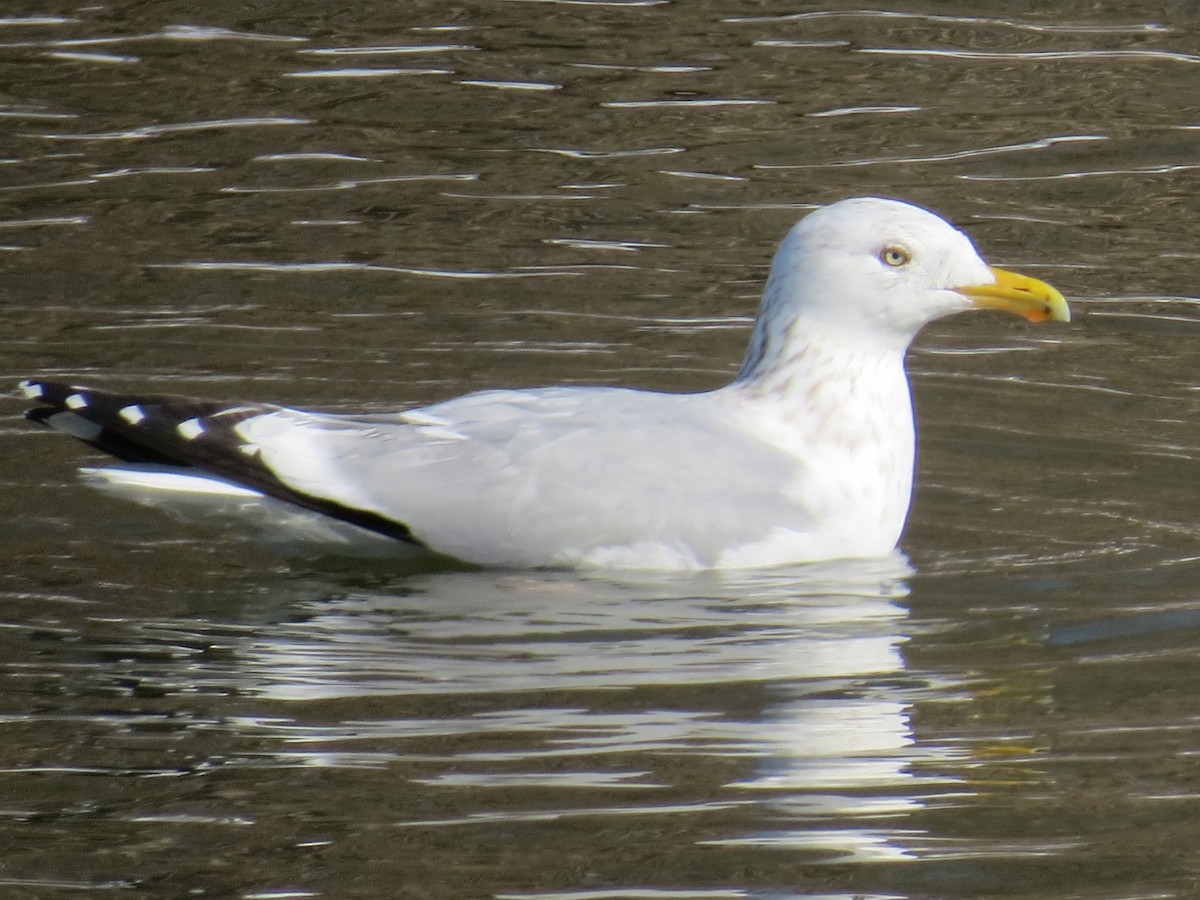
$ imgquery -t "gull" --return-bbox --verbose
[19,197,1069,570]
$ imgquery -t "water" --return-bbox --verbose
[2,2,1200,897]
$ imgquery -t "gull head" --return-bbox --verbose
[749,197,1069,360]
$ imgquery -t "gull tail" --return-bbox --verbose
[19,379,423,547]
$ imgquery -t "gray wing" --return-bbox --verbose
[238,387,815,567]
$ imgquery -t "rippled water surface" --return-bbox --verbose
[2,2,1200,898]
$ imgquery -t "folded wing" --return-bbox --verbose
[22,380,814,567]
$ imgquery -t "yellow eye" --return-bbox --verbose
[881,246,910,267]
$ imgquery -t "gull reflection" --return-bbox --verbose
[189,554,960,865]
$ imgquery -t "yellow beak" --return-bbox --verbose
[956,266,1070,323]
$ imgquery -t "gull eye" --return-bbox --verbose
[880,246,911,267]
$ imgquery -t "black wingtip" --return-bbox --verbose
[19,377,426,547]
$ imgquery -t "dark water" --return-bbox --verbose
[2,2,1199,898]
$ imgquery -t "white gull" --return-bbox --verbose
[19,197,1069,570]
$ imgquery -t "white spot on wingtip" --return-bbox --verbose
[18,380,44,400]
[119,404,146,425]
[65,392,88,410]
[177,417,205,440]
[237,442,260,456]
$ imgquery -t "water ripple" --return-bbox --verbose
[0,877,138,892]
[756,134,1107,170]
[0,17,77,27]
[0,215,89,228]
[726,9,1168,35]
[532,146,685,159]
[0,105,77,120]
[285,68,451,78]
[603,99,772,109]
[37,116,311,141]
[299,44,478,56]
[220,172,478,194]
[959,162,1200,181]
[253,152,378,163]
[496,892,753,900]
[570,62,711,74]
[414,771,658,788]
[0,24,306,48]
[46,50,138,64]
[659,169,746,182]
[807,105,923,118]
[441,191,596,201]
[160,24,306,43]
[545,238,669,252]
[0,166,215,193]
[395,800,751,829]
[457,79,562,91]
[861,47,1200,65]
[753,39,850,49]
[148,261,584,280]
[496,0,669,5]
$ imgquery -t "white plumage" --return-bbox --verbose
[20,197,1069,570]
